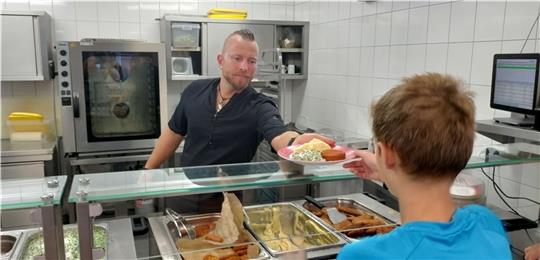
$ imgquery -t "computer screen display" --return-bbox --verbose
[491,53,540,115]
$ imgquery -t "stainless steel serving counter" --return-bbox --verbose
[148,192,400,259]
[148,216,178,260]
[0,139,57,180]
[97,218,137,259]
[0,139,56,162]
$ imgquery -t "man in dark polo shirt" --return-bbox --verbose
[145,29,332,212]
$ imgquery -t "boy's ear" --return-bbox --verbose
[379,142,397,170]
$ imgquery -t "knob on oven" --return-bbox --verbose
[60,60,67,66]
[61,71,68,77]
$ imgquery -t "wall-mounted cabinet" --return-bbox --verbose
[276,25,306,78]
[0,11,52,81]
[170,22,203,77]
[160,15,309,81]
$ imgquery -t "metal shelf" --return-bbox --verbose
[170,74,306,81]
[278,48,303,53]
[476,120,540,143]
[171,74,211,81]
[171,47,201,52]
[281,74,305,79]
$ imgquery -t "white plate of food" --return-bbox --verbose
[277,139,357,166]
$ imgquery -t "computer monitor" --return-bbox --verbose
[490,53,540,129]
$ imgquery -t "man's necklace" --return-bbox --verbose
[217,85,231,112]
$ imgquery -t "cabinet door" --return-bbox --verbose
[1,15,38,79]
[206,23,274,77]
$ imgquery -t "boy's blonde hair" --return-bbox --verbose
[371,73,476,179]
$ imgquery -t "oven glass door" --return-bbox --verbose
[83,51,161,142]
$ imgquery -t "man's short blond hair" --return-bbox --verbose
[222,29,257,53]
[371,73,476,179]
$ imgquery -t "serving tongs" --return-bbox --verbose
[304,195,347,224]
[165,208,196,240]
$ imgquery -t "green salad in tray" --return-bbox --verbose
[21,226,107,260]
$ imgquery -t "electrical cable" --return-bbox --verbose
[510,244,524,257]
[481,167,540,206]
[520,12,540,53]
[482,167,521,216]
[525,229,537,244]
[480,167,540,222]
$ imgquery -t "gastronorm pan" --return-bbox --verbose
[244,202,346,257]
[14,223,108,260]
[302,198,397,241]
[0,231,22,260]
[165,213,269,260]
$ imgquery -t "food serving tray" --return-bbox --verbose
[161,213,270,260]
[302,198,398,241]
[12,223,108,260]
[243,202,346,258]
[1,231,22,260]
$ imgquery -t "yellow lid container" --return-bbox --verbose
[207,8,247,20]
[6,112,50,141]
[6,119,49,132]
[8,112,44,121]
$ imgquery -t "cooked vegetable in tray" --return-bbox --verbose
[20,226,107,260]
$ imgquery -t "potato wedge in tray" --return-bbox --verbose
[302,198,397,240]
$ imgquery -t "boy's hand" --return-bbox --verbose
[343,150,381,181]
[525,243,540,260]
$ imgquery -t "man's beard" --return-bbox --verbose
[223,73,251,91]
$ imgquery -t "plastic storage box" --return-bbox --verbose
[6,118,50,141]
[171,23,200,48]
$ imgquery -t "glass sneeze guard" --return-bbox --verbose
[468,142,540,168]
[1,175,67,210]
[68,142,540,203]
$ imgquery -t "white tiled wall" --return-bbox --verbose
[292,0,540,136]
[0,0,295,138]
[292,0,540,223]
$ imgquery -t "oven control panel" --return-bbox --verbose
[56,42,72,106]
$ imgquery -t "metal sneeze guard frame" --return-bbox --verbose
[3,142,540,259]
[1,175,68,259]
[67,142,540,204]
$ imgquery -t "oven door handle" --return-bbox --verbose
[73,93,80,118]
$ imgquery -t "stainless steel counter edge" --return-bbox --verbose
[1,139,56,163]
[148,216,180,260]
[98,218,137,259]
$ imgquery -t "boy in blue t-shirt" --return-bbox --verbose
[341,73,511,259]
